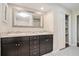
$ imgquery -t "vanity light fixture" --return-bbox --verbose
[40,7,44,10]
[17,12,31,18]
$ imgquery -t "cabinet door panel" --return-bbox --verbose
[45,39,53,53]
[17,37,29,56]
[1,43,17,56]
[30,36,39,56]
[39,35,53,55]
[1,38,17,56]
[40,38,47,55]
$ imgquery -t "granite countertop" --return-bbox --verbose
[0,31,53,38]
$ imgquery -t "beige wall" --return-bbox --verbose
[0,4,9,33]
[44,11,54,33]
[0,4,45,33]
[8,6,44,32]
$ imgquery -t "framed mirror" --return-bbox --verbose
[12,7,44,28]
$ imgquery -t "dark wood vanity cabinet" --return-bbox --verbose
[1,35,53,56]
[29,36,39,56]
[1,38,17,56]
[39,35,53,55]
[1,37,29,56]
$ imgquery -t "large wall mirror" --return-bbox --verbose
[12,7,44,28]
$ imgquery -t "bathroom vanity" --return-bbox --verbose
[0,33,53,56]
[0,4,53,56]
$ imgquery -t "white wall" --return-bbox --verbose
[43,4,72,51]
[54,6,72,50]
[71,11,79,46]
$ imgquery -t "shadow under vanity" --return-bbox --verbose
[0,34,53,56]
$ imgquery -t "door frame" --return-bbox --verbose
[65,13,71,47]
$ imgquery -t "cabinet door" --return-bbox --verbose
[45,36,53,53]
[40,37,47,55]
[39,35,53,55]
[30,36,39,56]
[1,38,17,56]
[17,37,29,56]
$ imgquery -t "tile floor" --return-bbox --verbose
[43,47,79,56]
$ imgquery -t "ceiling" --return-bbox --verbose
[58,3,79,11]
[9,3,79,12]
[9,3,52,12]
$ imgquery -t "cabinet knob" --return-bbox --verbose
[16,44,21,46]
[16,44,18,46]
[18,44,20,46]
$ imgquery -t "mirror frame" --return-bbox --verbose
[12,7,44,28]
